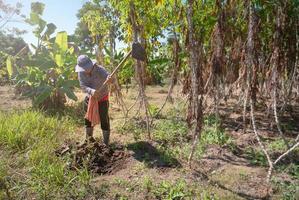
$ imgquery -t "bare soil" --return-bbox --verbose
[56,140,130,175]
[0,85,31,111]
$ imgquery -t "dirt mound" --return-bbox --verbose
[56,141,129,174]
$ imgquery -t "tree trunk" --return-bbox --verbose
[187,0,204,166]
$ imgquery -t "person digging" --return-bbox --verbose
[75,55,113,145]
[75,44,146,145]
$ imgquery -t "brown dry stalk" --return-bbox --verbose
[243,88,249,133]
[155,33,181,117]
[273,86,290,148]
[129,2,151,139]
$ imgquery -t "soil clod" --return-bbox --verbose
[56,141,129,174]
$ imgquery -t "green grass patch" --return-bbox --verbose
[272,177,299,200]
[142,178,219,200]
[182,114,233,160]
[0,110,75,151]
[268,139,288,152]
[0,110,92,199]
[117,112,233,163]
[277,163,299,179]
[116,118,147,140]
[153,119,188,145]
[152,180,194,199]
[202,115,232,146]
[244,147,268,166]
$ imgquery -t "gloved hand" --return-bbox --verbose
[92,89,100,99]
[105,75,113,84]
[92,75,113,98]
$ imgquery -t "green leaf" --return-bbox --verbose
[44,23,57,39]
[55,31,68,67]
[104,46,112,57]
[55,31,68,52]
[60,86,78,101]
[68,46,75,54]
[34,86,52,105]
[31,2,45,15]
[30,43,37,50]
[62,80,79,88]
[31,17,47,37]
[6,56,13,78]
[28,12,41,25]
[148,57,169,66]
[55,54,64,67]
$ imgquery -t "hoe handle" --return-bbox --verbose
[97,49,132,92]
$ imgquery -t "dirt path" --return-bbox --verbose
[0,85,31,111]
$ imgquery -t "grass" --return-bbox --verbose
[153,118,188,145]
[202,114,233,146]
[143,178,221,200]
[268,138,288,152]
[272,177,299,200]
[113,177,219,200]
[0,110,75,151]
[180,114,234,160]
[117,117,147,140]
[0,110,92,199]
[152,180,194,199]
[117,112,233,162]
[244,147,268,166]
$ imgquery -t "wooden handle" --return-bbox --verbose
[97,49,132,91]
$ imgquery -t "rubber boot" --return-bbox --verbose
[102,130,110,146]
[86,127,95,143]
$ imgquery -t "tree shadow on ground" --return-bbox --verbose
[127,141,181,168]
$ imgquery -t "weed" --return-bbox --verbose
[277,163,299,179]
[143,176,153,193]
[114,194,129,200]
[153,119,188,145]
[281,121,296,132]
[202,114,232,146]
[156,145,182,166]
[272,177,299,200]
[181,114,233,160]
[239,171,249,181]
[116,118,146,140]
[167,100,187,116]
[152,180,193,199]
[114,178,130,187]
[244,147,268,166]
[268,139,288,152]
[148,104,161,118]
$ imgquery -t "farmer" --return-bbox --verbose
[75,55,112,145]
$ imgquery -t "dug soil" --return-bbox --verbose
[56,141,130,175]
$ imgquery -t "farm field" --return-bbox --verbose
[0,0,299,199]
[0,85,298,199]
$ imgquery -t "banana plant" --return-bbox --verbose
[10,2,79,108]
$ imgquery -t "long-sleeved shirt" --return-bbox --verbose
[78,65,109,100]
